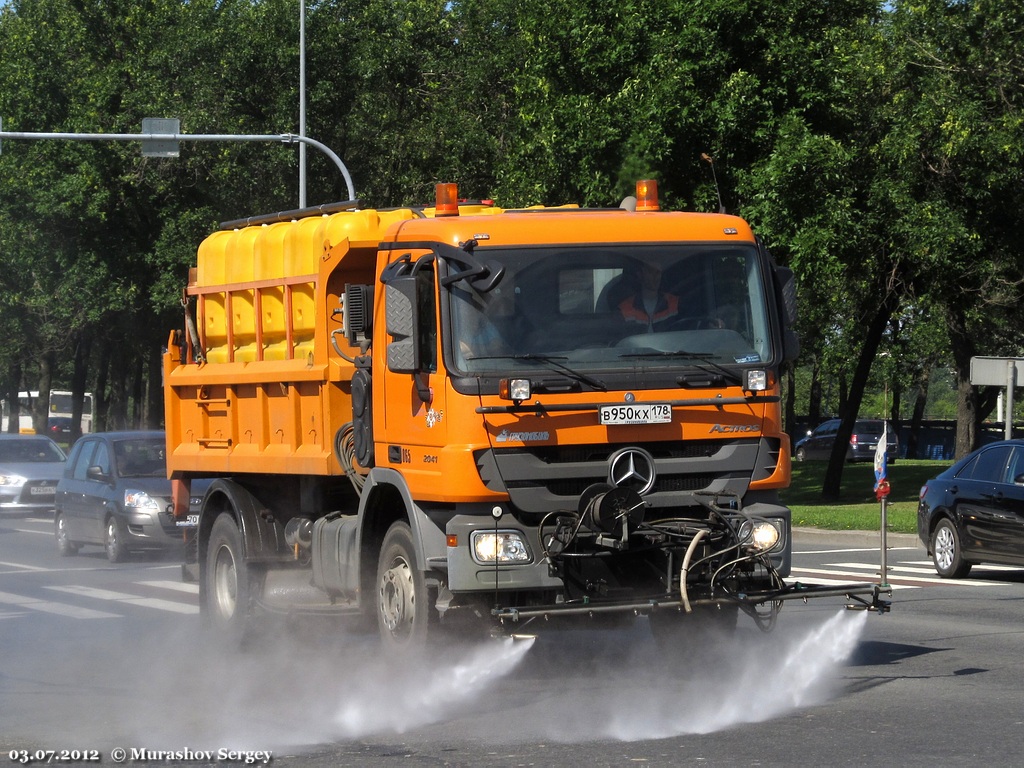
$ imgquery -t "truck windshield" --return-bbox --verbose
[448,244,773,376]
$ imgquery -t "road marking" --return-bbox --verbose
[827,561,1019,584]
[0,560,50,572]
[137,580,199,595]
[48,585,199,615]
[790,566,1002,587]
[14,528,51,536]
[0,589,121,619]
[830,561,943,576]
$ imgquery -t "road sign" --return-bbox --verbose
[141,118,180,157]
[970,356,1024,387]
[971,356,1024,440]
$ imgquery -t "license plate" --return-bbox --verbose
[600,403,672,425]
[29,486,55,495]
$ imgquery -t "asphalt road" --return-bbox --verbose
[1,515,1022,767]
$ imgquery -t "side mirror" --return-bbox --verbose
[385,276,421,374]
[774,266,800,362]
[86,465,112,484]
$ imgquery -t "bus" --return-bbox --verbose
[0,390,94,438]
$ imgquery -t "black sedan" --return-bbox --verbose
[54,430,181,562]
[918,439,1024,578]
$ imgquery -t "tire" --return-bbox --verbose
[794,446,806,462]
[931,518,972,579]
[376,521,432,649]
[105,516,128,563]
[55,512,79,557]
[205,513,258,645]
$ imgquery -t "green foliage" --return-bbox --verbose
[784,460,950,533]
[0,0,1022,438]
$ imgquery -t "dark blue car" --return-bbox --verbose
[54,431,180,562]
[918,439,1024,578]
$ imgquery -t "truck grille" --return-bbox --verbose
[479,439,774,515]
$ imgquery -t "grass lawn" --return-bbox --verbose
[782,459,952,534]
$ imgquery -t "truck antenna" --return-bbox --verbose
[701,153,726,214]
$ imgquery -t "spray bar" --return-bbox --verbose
[492,581,890,622]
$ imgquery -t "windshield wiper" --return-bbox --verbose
[620,351,743,385]
[467,353,607,391]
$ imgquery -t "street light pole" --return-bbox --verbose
[299,0,307,209]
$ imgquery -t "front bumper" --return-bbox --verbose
[121,509,185,550]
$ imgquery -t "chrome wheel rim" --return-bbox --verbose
[212,545,238,620]
[378,556,415,637]
[105,520,118,558]
[934,525,955,572]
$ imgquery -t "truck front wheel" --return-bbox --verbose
[205,513,257,644]
[376,521,430,649]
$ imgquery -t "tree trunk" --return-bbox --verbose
[822,290,900,499]
[906,367,930,460]
[4,362,23,434]
[70,331,92,441]
[94,339,111,432]
[32,352,55,436]
[808,358,822,426]
[947,309,978,458]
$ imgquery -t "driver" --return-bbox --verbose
[617,262,679,332]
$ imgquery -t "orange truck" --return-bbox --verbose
[165,180,885,647]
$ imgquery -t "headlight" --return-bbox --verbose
[499,378,531,402]
[124,490,160,509]
[470,530,532,565]
[741,519,781,552]
[0,474,27,486]
[745,369,768,391]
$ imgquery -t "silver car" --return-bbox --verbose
[0,434,67,514]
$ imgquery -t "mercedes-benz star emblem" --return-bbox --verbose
[607,447,656,495]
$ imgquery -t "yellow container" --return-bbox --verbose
[196,230,234,363]
[255,222,291,360]
[226,227,260,362]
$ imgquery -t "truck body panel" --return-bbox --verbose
[166,186,885,647]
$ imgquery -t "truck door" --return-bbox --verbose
[380,264,450,491]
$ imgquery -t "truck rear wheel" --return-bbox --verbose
[205,513,257,644]
[376,521,431,649]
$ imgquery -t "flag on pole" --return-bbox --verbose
[873,423,890,498]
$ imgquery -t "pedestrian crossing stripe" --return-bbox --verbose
[0,589,121,619]
[47,585,199,614]
[0,580,199,620]
[137,579,199,595]
[790,565,1004,588]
